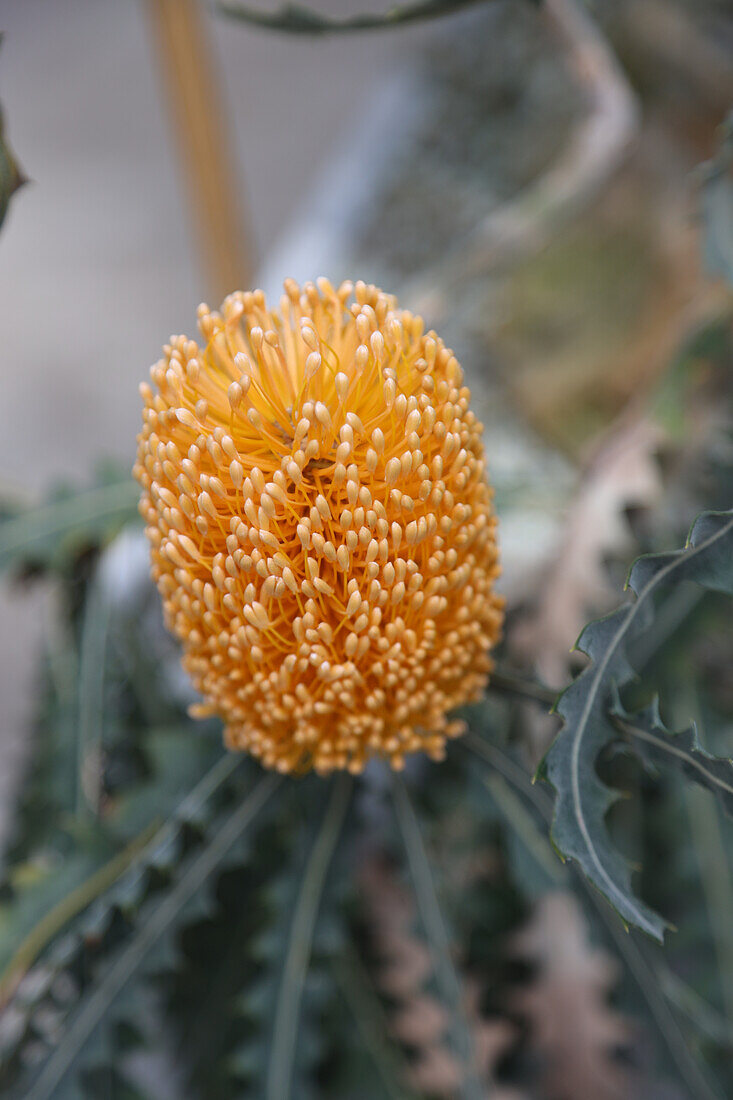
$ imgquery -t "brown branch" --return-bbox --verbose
[145,0,255,300]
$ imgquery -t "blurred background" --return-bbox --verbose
[1,2,733,1095]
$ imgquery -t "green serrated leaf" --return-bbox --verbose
[0,753,253,1090]
[462,731,727,1099]
[14,773,279,1100]
[611,693,733,815]
[0,742,236,1013]
[540,508,733,940]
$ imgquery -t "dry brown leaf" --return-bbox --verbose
[511,892,636,1100]
[392,996,448,1047]
[361,857,519,1099]
[512,413,662,687]
[409,1044,464,1097]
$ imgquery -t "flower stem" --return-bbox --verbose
[489,663,558,708]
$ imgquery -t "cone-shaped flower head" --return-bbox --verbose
[134,279,503,774]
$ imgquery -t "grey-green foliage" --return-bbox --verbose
[702,110,733,286]
[467,728,567,898]
[611,693,733,817]
[540,509,733,940]
[231,777,351,1100]
[215,0,496,35]
[2,462,733,1095]
[391,774,488,1100]
[464,728,730,1100]
[8,768,279,1100]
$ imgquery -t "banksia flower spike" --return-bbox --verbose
[134,279,503,774]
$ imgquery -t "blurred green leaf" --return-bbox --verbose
[0,477,139,575]
[0,38,25,230]
[0,743,242,1085]
[14,772,279,1100]
[481,769,566,896]
[0,847,115,988]
[232,775,351,1100]
[702,110,733,286]
[216,0,496,35]
[391,774,486,1100]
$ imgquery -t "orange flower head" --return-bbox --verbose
[134,279,503,774]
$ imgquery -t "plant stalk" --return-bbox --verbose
[145,0,254,300]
